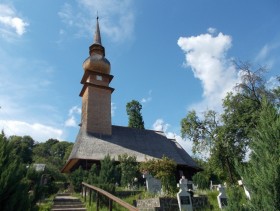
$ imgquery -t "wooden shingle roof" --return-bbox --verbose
[62,125,200,172]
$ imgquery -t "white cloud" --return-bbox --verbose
[69,106,81,116]
[0,120,63,142]
[178,31,240,112]
[267,76,280,90]
[256,44,269,61]
[152,119,169,132]
[152,118,192,155]
[207,27,216,34]
[58,0,135,43]
[0,4,28,37]
[65,116,77,127]
[65,106,81,127]
[255,42,280,68]
[0,48,66,141]
[174,134,193,156]
[141,90,152,104]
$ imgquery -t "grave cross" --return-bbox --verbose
[177,176,193,211]
[178,176,189,191]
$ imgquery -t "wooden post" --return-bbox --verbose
[84,187,87,202]
[109,199,113,211]
[89,190,92,206]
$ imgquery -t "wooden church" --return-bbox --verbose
[61,18,201,179]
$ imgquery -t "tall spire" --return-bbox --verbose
[94,16,102,45]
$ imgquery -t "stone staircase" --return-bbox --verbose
[51,193,86,211]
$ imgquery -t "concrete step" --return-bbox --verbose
[51,194,86,211]
[51,208,86,211]
[52,204,84,208]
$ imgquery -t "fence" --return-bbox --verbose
[81,182,138,211]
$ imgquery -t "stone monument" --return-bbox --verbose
[217,185,227,209]
[177,176,193,211]
[143,172,162,194]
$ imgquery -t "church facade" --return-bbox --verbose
[61,18,201,179]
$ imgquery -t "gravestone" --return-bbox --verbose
[143,172,162,194]
[33,163,46,172]
[217,185,227,209]
[177,176,193,211]
[187,181,194,191]
[238,179,251,200]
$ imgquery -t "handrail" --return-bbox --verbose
[82,182,138,211]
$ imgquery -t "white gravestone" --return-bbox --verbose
[238,180,251,200]
[177,176,193,211]
[143,172,162,194]
[217,185,227,209]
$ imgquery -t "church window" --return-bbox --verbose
[96,75,102,81]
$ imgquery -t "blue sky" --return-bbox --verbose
[0,0,280,154]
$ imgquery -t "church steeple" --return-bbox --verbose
[94,16,102,45]
[80,17,114,136]
[89,16,105,57]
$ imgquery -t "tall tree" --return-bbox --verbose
[181,110,219,157]
[98,155,117,194]
[8,135,34,164]
[241,100,280,210]
[126,100,145,129]
[0,132,30,211]
[181,62,279,184]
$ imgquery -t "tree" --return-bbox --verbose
[69,166,87,192]
[217,62,278,183]
[32,140,73,169]
[181,110,219,157]
[8,135,34,164]
[126,100,145,129]
[140,156,177,194]
[86,164,99,185]
[241,100,280,210]
[181,62,279,184]
[118,154,138,187]
[98,155,116,185]
[0,132,30,211]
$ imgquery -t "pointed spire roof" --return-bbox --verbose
[94,16,102,45]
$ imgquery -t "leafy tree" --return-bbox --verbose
[181,110,219,158]
[126,100,145,129]
[181,63,279,184]
[118,154,138,187]
[33,140,73,169]
[0,132,30,211]
[140,156,177,194]
[8,135,35,164]
[241,100,280,210]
